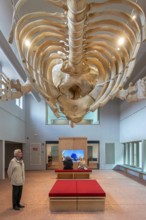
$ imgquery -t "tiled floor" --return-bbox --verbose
[0,170,146,220]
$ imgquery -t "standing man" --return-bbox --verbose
[7,149,25,210]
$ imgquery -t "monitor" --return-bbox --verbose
[62,149,84,162]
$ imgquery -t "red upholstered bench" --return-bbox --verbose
[49,180,106,211]
[55,169,92,179]
[76,180,106,211]
[49,180,77,197]
[49,180,77,211]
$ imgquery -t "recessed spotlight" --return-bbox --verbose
[132,15,136,20]
[117,37,125,46]
[25,39,31,47]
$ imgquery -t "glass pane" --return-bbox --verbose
[87,144,99,169]
[129,143,133,165]
[46,104,99,125]
[139,141,142,168]
[46,144,59,169]
[133,143,137,166]
[16,97,23,109]
[123,141,143,170]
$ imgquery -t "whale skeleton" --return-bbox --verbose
[0,0,146,125]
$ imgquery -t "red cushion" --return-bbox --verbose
[55,169,92,172]
[76,180,106,197]
[49,180,77,197]
[49,180,106,198]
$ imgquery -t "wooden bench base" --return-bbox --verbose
[55,169,92,179]
[49,197,77,211]
[49,180,106,211]
[78,197,105,211]
[49,196,105,211]
[57,172,90,179]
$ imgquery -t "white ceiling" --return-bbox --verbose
[0,0,146,87]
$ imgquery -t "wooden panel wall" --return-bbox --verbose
[59,137,87,169]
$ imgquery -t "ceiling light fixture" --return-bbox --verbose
[117,37,125,46]
[24,39,31,47]
[132,14,137,20]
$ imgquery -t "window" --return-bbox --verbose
[16,97,23,109]
[124,141,142,169]
[0,72,5,96]
[46,104,99,125]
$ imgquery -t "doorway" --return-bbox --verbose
[46,141,59,170]
[87,141,100,169]
[5,141,23,170]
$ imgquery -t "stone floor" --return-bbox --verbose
[1,170,146,220]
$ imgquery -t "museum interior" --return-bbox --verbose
[1,0,146,220]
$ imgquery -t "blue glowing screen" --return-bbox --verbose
[62,149,84,162]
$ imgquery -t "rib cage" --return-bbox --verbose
[10,0,146,123]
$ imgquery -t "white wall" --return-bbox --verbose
[0,0,19,58]
[24,94,121,170]
[0,100,26,142]
[120,100,146,142]
[0,0,13,40]
[0,100,26,179]
[0,140,5,179]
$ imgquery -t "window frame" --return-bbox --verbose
[123,141,142,169]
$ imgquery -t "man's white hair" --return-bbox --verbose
[14,149,22,156]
